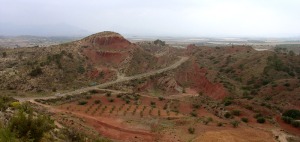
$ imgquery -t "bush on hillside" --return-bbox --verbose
[256,117,266,123]
[188,127,195,134]
[78,101,88,105]
[29,66,43,77]
[282,109,300,119]
[241,117,249,123]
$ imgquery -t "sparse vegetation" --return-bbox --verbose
[154,39,166,46]
[94,100,101,104]
[188,127,195,134]
[256,117,266,123]
[217,122,223,127]
[78,101,88,105]
[89,90,98,94]
[158,96,165,101]
[29,66,43,77]
[224,112,232,119]
[190,110,197,117]
[223,97,233,106]
[106,92,112,97]
[150,101,156,108]
[2,52,7,58]
[241,117,248,123]
[282,109,300,127]
[282,109,300,119]
[231,120,240,128]
[1,31,300,142]
[231,110,241,116]
[108,98,114,102]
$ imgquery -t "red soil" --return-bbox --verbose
[175,60,228,100]
[82,48,128,66]
[87,67,115,81]
[55,94,189,141]
[276,116,300,136]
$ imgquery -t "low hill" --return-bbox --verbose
[0,31,176,94]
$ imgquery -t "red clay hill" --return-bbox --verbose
[78,31,175,76]
[79,31,135,69]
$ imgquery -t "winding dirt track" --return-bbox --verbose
[62,56,188,96]
[16,56,189,102]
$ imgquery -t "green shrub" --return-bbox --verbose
[254,113,263,119]
[284,83,290,87]
[158,97,165,101]
[108,98,114,102]
[106,92,111,97]
[231,120,240,128]
[150,101,156,108]
[10,102,21,108]
[188,127,195,134]
[281,116,293,124]
[291,120,300,128]
[2,52,7,58]
[231,110,241,116]
[245,105,253,110]
[203,117,213,125]
[224,112,231,118]
[78,101,88,105]
[190,111,197,117]
[154,39,166,46]
[89,90,98,94]
[94,100,101,104]
[241,117,249,123]
[77,66,85,74]
[217,122,223,127]
[224,99,232,106]
[192,103,201,109]
[8,107,54,142]
[282,109,300,119]
[29,67,43,77]
[256,117,265,123]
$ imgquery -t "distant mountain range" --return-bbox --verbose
[0,23,91,36]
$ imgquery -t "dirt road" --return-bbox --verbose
[15,56,189,102]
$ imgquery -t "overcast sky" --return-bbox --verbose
[0,0,300,37]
